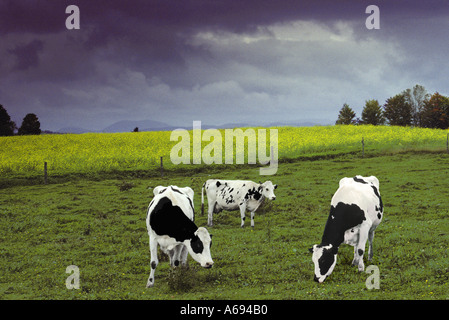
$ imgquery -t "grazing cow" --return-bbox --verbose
[146,185,214,288]
[309,175,383,283]
[201,179,277,228]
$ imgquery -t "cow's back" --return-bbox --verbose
[331,180,382,227]
[147,188,196,240]
[211,180,256,208]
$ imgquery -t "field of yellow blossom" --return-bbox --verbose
[1,125,447,180]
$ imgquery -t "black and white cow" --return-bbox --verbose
[146,185,213,288]
[309,175,383,283]
[201,179,277,228]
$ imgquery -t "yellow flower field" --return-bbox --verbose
[0,125,448,178]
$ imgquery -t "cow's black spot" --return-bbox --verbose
[225,195,234,204]
[151,261,157,269]
[245,187,262,201]
[190,235,204,254]
[358,249,364,256]
[174,260,180,267]
[353,176,368,184]
[216,181,221,187]
[242,217,246,221]
[377,212,382,219]
[321,202,366,248]
[149,196,198,242]
[371,185,383,213]
[318,245,338,276]
[170,186,183,194]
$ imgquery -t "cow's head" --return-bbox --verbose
[185,227,214,268]
[261,181,277,200]
[309,244,338,283]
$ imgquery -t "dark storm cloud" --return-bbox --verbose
[8,39,44,70]
[1,0,449,130]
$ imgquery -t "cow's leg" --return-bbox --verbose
[250,211,256,228]
[172,244,184,267]
[239,202,247,228]
[354,224,370,272]
[207,200,215,227]
[368,229,375,261]
[351,246,358,266]
[146,235,159,288]
[167,248,175,266]
[180,244,189,267]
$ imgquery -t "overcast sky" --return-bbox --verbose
[1,0,449,131]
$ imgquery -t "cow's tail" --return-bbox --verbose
[201,182,205,215]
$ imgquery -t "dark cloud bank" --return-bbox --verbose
[1,0,448,131]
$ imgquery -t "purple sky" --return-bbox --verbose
[1,0,449,131]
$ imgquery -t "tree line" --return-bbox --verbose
[0,104,41,136]
[336,84,449,129]
[2,84,448,137]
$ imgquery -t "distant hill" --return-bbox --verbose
[101,119,171,133]
[54,118,330,134]
[57,127,91,134]
[265,120,326,127]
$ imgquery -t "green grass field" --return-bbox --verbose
[1,144,448,299]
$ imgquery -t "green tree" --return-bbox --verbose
[420,92,449,129]
[361,99,385,125]
[383,94,413,126]
[336,103,356,125]
[18,113,41,135]
[402,84,429,127]
[0,104,16,136]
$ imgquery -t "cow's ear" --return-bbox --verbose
[153,186,162,196]
[274,184,278,189]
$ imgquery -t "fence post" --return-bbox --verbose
[362,137,365,158]
[44,162,48,184]
[160,156,164,177]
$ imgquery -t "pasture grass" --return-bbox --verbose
[1,152,448,300]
